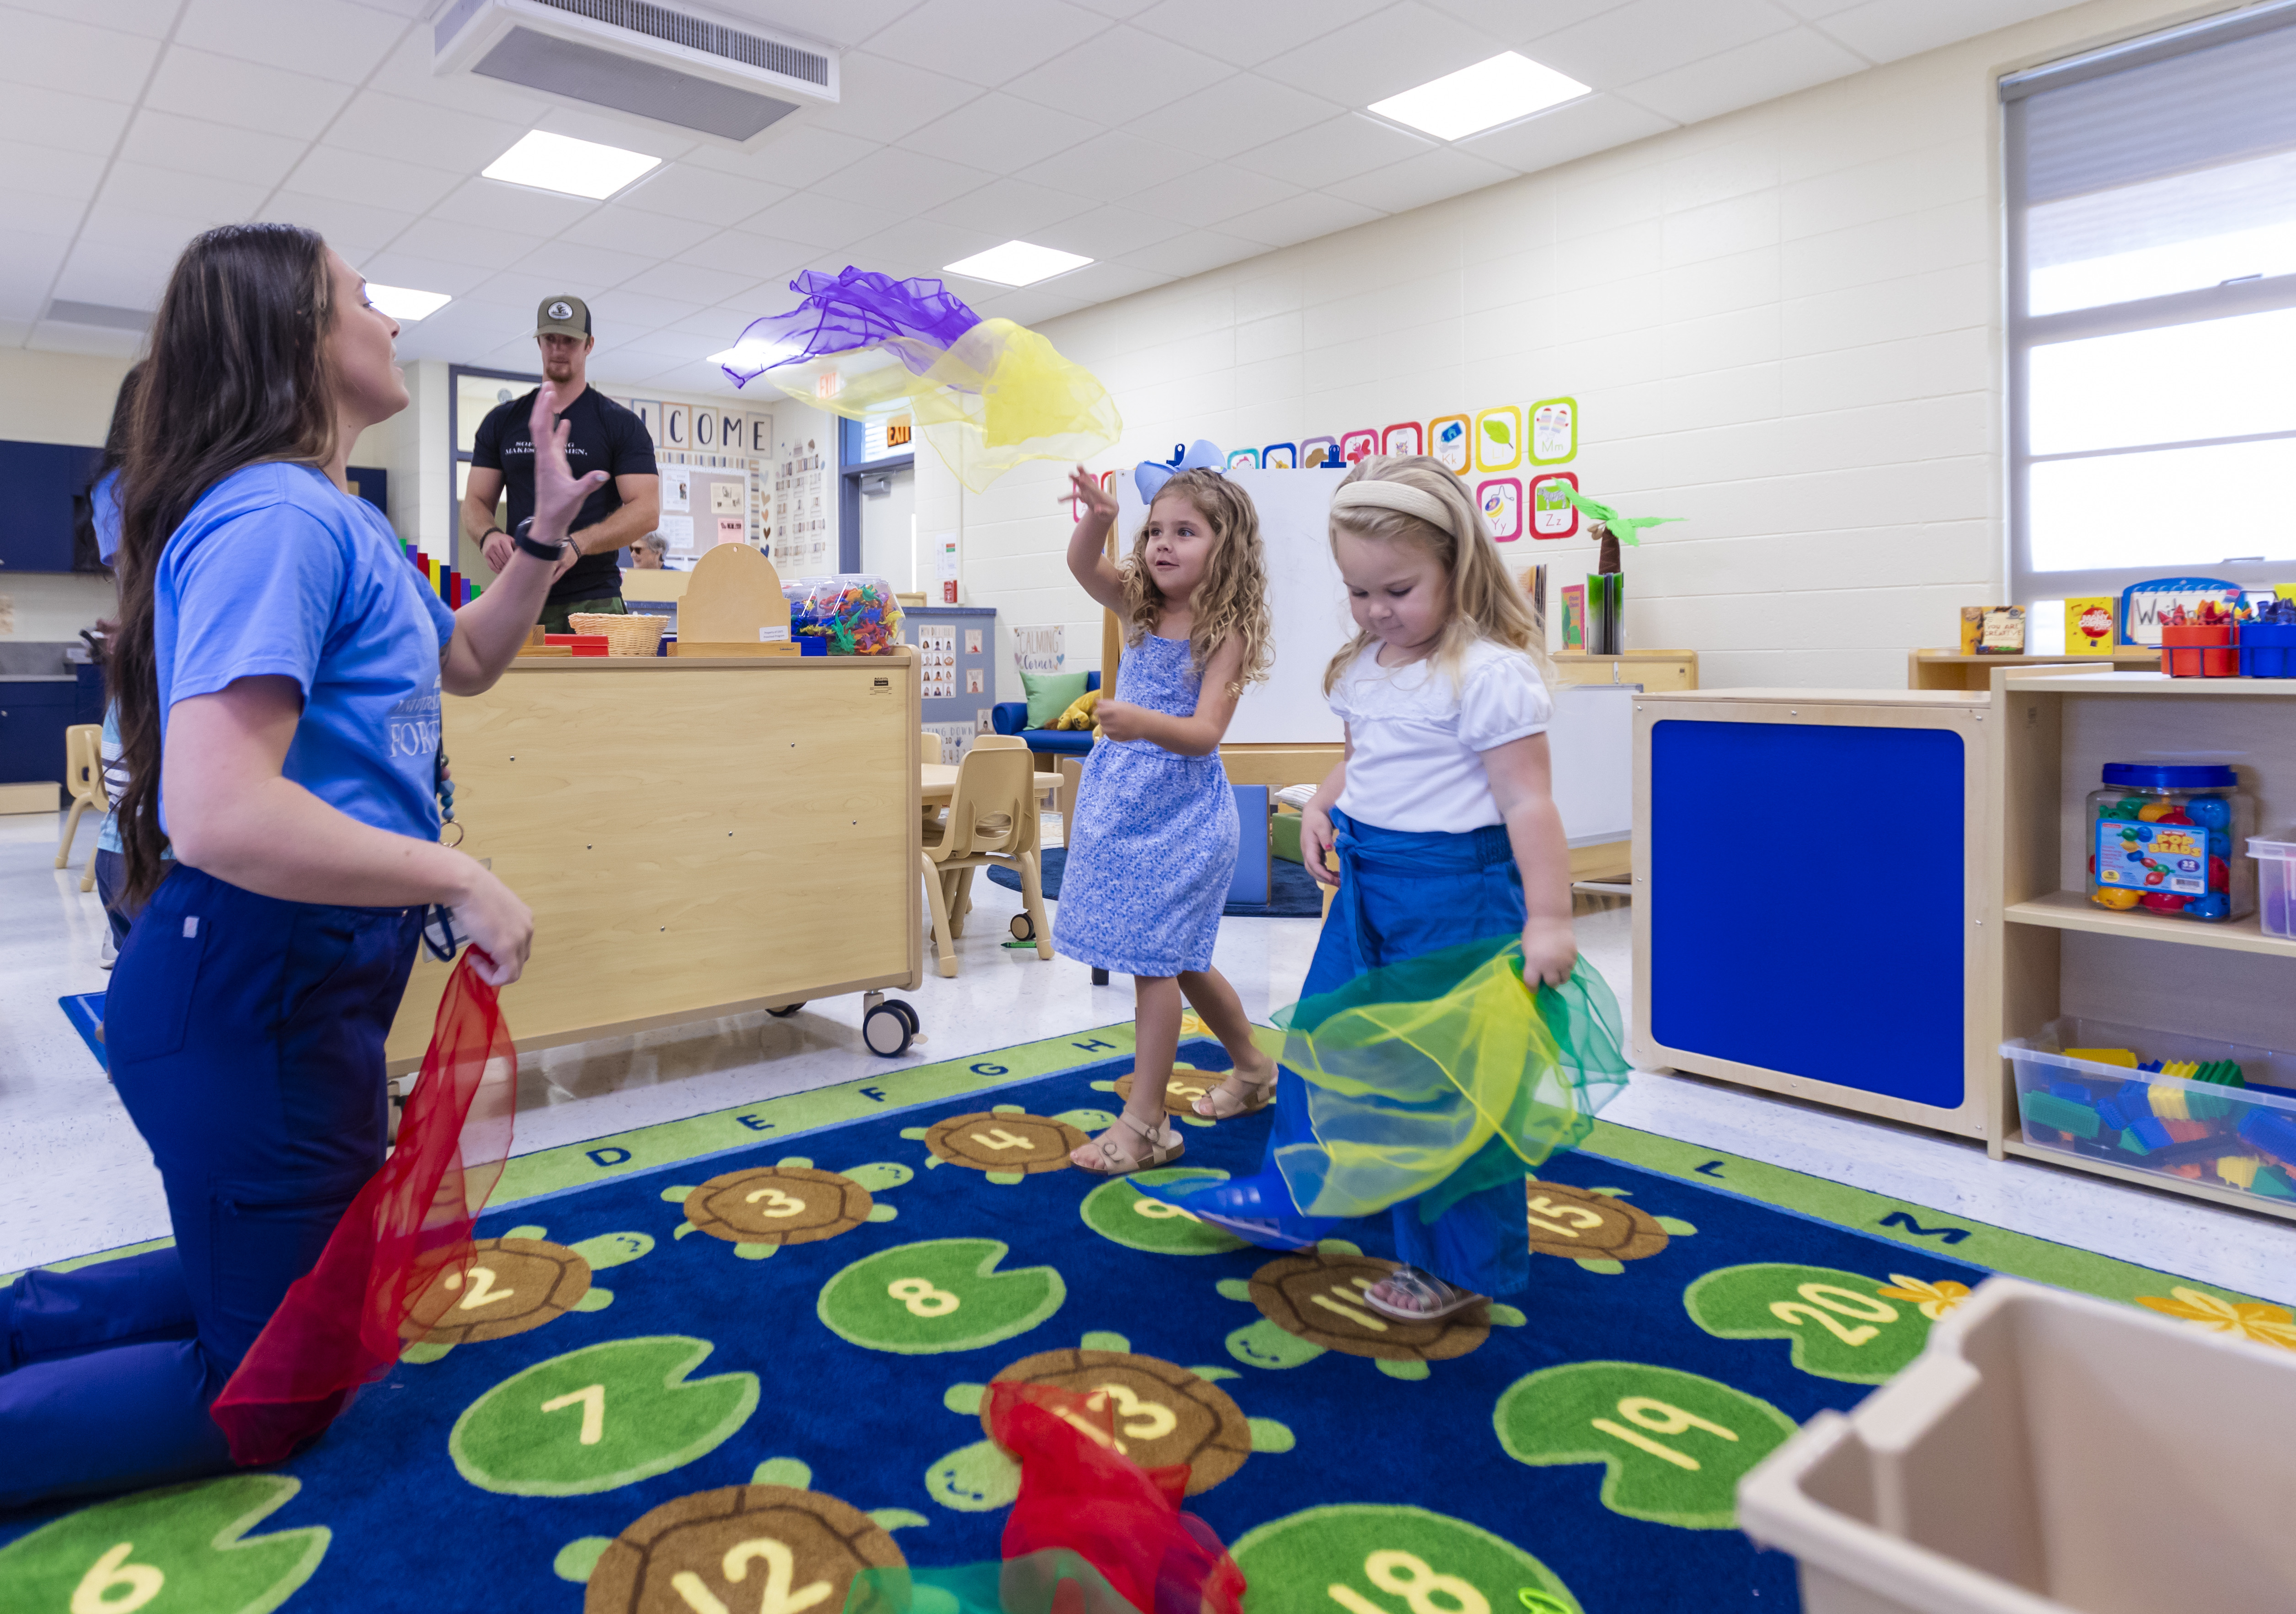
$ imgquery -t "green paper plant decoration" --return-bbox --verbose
[1560,489,1683,575]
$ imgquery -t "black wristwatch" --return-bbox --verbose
[512,518,571,562]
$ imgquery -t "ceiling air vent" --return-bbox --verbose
[45,300,153,332]
[434,0,837,146]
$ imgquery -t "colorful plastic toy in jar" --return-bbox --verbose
[790,573,902,655]
[2087,762,2253,922]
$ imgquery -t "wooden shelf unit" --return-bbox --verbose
[1911,649,2160,689]
[1986,665,2296,1220]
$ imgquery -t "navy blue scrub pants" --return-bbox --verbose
[0,867,420,1510]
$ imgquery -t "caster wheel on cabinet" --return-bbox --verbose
[864,1001,915,1057]
[1009,913,1035,942]
[767,1003,805,1018]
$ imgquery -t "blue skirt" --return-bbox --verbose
[1151,808,1536,1297]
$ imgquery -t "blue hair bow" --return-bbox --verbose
[1134,439,1224,504]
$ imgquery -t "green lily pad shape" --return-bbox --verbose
[817,1238,1064,1355]
[450,1335,758,1496]
[1232,1503,1580,1614]
[1494,1360,1797,1529]
[0,1474,328,1614]
[1684,1264,1944,1385]
[1080,1168,1249,1255]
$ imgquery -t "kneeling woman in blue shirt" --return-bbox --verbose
[0,223,603,1508]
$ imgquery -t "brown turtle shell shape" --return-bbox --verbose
[584,1484,903,1614]
[925,1112,1087,1174]
[987,1348,1253,1495]
[1248,1249,1490,1363]
[404,1237,590,1345]
[683,1166,875,1247]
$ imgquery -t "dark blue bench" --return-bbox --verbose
[990,670,1101,758]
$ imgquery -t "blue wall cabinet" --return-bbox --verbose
[1633,689,1994,1140]
[0,441,104,573]
[0,678,79,785]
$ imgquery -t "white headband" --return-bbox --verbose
[1330,479,1458,535]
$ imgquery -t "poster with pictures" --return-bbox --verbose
[1014,625,1064,675]
[965,667,983,694]
[1474,406,1521,472]
[1530,398,1577,464]
[964,629,982,655]
[773,437,831,574]
[1531,472,1580,539]
[926,721,976,761]
[1300,435,1338,468]
[1227,448,1260,469]
[917,624,956,700]
[1430,415,1469,473]
[662,465,691,512]
[1478,478,1521,541]
[1381,422,1422,457]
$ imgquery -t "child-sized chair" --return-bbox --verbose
[54,722,106,892]
[921,735,1052,978]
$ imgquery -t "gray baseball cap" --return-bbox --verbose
[534,294,591,339]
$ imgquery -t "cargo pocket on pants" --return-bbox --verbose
[107,911,211,1064]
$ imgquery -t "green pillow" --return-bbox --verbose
[1022,671,1089,730]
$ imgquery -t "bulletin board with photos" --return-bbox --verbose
[607,397,772,564]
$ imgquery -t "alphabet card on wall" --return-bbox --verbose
[1340,429,1376,464]
[1532,472,1580,539]
[1382,421,1422,457]
[1479,478,1522,541]
[1530,398,1577,464]
[1430,414,1469,474]
[662,404,691,452]
[1474,406,1521,472]
[1227,447,1260,469]
[1262,442,1297,469]
[1301,435,1338,467]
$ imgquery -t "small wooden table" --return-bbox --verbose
[920,762,1063,805]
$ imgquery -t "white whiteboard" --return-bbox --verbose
[1115,468,1629,846]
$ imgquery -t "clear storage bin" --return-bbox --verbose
[2255,828,2296,940]
[2084,762,2251,921]
[2002,1014,2296,1207]
[1739,1278,2296,1614]
[784,574,903,654]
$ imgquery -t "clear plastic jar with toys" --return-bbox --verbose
[786,574,903,655]
[2086,762,2252,922]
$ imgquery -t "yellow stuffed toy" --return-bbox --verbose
[1053,688,1101,732]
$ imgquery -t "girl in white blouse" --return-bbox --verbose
[1182,455,1579,1323]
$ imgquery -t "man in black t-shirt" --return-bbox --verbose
[462,294,660,633]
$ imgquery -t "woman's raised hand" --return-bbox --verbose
[1066,464,1116,523]
[528,383,608,545]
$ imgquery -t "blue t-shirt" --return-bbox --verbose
[155,463,457,844]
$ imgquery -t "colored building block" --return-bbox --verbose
[2020,1090,2102,1140]
[2253,1166,2296,1200]
[2064,1047,2137,1068]
[2118,1115,2173,1156]
[2236,1108,2296,1168]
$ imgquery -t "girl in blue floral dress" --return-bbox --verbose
[1056,463,1274,1174]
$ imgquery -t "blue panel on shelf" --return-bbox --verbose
[1650,718,1965,1109]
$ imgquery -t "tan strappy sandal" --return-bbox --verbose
[1073,1111,1185,1176]
[1192,1065,1277,1120]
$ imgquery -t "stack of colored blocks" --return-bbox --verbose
[402,540,480,607]
[2015,1048,2296,1202]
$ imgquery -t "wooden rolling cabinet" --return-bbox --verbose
[383,650,923,1071]
[1554,650,1698,693]
[1986,667,2296,1218]
[1910,649,2158,690]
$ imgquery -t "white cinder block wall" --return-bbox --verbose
[930,0,2197,692]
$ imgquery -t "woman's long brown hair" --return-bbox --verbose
[112,224,337,904]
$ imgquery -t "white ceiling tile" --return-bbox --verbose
[1126,165,1303,231]
[345,0,436,15]
[1032,203,1187,259]
[849,218,1006,280]
[1121,74,1343,162]
[689,125,879,190]
[2,0,180,37]
[666,300,773,340]
[257,193,421,256]
[1017,129,1192,197]
[0,85,133,158]
[52,238,179,310]
[867,0,1113,87]
[0,232,73,318]
[0,10,162,103]
[617,164,793,226]
[1127,0,1391,69]
[705,0,923,52]
[1767,0,1865,16]
[1036,261,1174,303]
[563,208,722,259]
[1323,144,1516,213]
[1124,229,1264,278]
[29,322,146,358]
[0,316,32,343]
[1454,93,1677,173]
[116,109,307,190]
[978,286,1094,325]
[1526,0,1797,87]
[827,146,998,215]
[739,191,884,250]
[619,260,770,307]
[0,186,88,239]
[0,139,110,202]
[921,176,1096,240]
[144,47,357,139]
[999,27,1235,123]
[1620,27,1868,124]
[174,0,412,85]
[512,240,660,292]
[1217,188,1387,248]
[801,52,984,144]
[323,91,530,176]
[286,147,465,217]
[352,251,497,299]
[1254,2,1516,107]
[99,163,272,226]
[682,231,812,280]
[1818,0,2077,64]
[385,218,547,272]
[1233,113,1435,186]
[898,93,1102,173]
[71,205,210,260]
[1426,0,1634,42]
[428,178,600,238]
[584,289,709,336]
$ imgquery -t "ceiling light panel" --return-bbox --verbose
[943,240,1093,287]
[365,283,452,320]
[482,129,662,200]
[1368,53,1591,142]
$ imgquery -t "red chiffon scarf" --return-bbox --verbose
[211,954,516,1465]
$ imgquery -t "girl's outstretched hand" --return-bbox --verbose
[1094,697,1148,743]
[1299,804,1340,888]
[1066,464,1116,524]
[1520,916,1578,988]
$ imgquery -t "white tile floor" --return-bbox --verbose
[8,809,2295,1302]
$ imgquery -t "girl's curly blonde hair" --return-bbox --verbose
[1321,454,1553,695]
[1119,467,1273,698]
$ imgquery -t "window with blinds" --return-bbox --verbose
[2005,5,2296,607]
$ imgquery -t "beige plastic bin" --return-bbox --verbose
[1737,1277,2296,1614]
